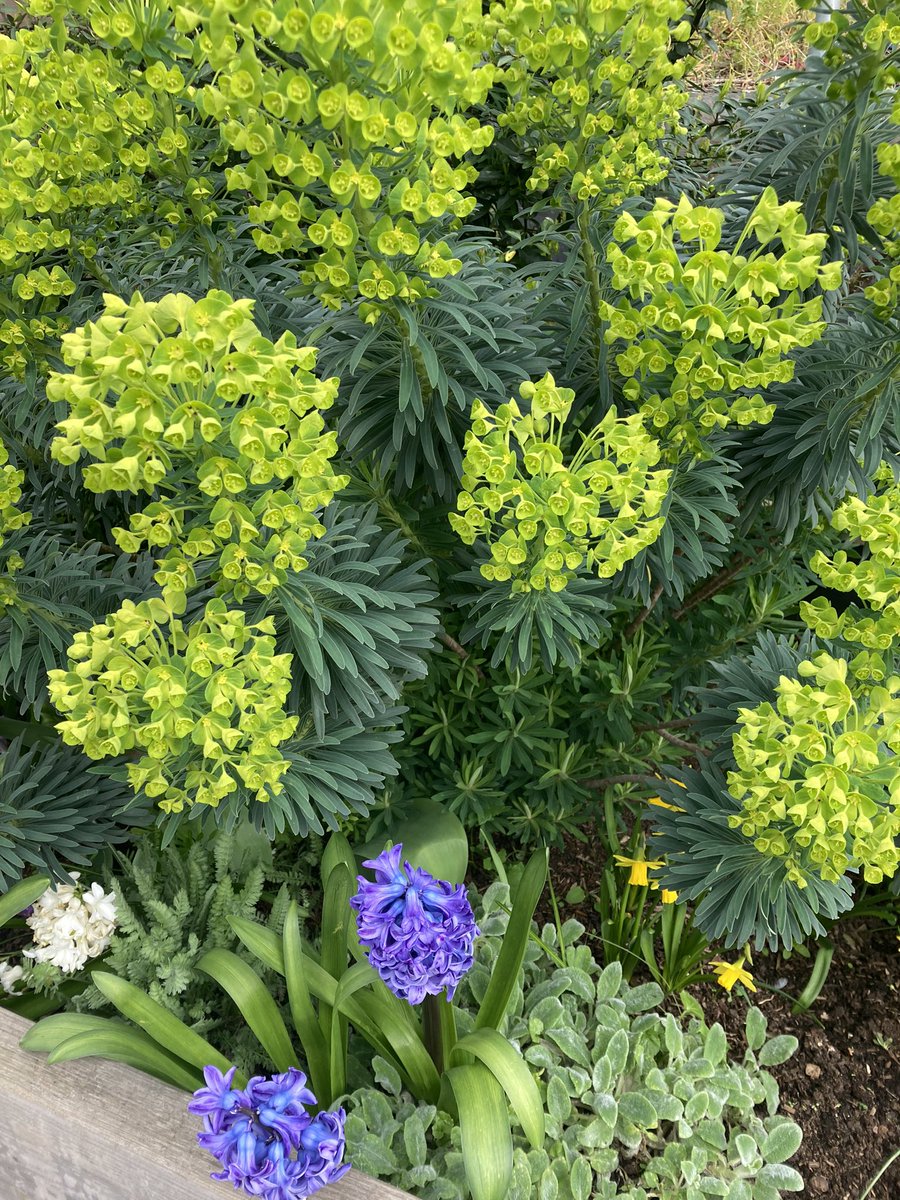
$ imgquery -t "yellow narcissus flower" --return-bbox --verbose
[649,879,678,903]
[647,794,686,813]
[613,853,664,887]
[710,957,757,993]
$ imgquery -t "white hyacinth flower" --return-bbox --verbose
[24,875,117,975]
[0,960,25,994]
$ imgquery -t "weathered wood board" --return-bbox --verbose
[0,1008,413,1200]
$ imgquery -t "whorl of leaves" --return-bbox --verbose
[276,503,440,733]
[733,305,900,537]
[0,735,148,890]
[617,450,740,603]
[0,533,155,714]
[313,244,552,496]
[716,73,897,269]
[650,763,854,950]
[690,631,819,763]
[456,568,612,673]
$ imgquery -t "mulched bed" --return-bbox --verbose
[518,830,900,1200]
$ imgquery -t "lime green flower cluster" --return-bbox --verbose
[798,1,900,311]
[0,9,215,373]
[599,188,843,453]
[486,0,690,206]
[48,598,298,814]
[868,112,900,311]
[47,289,347,607]
[171,0,496,317]
[799,0,899,88]
[450,372,670,592]
[730,465,900,890]
[727,653,900,887]
[0,436,30,550]
[803,465,900,650]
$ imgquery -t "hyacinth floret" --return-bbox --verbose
[350,844,478,1004]
[189,1066,349,1200]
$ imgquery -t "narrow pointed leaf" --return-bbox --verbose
[475,848,548,1031]
[330,961,378,1097]
[91,971,236,1079]
[47,1026,203,1092]
[21,1013,130,1053]
[0,874,50,927]
[229,915,426,1093]
[283,901,330,1104]
[197,948,298,1073]
[453,1028,545,1149]
[445,1064,514,1200]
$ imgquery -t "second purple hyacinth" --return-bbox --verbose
[350,843,479,1005]
[188,1065,349,1200]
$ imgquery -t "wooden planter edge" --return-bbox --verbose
[0,1006,414,1200]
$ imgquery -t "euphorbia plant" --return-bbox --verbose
[22,808,549,1200]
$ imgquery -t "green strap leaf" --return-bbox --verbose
[229,915,431,1097]
[47,1024,204,1092]
[320,861,354,982]
[283,901,330,1105]
[0,874,50,926]
[475,847,548,1032]
[453,1028,545,1149]
[91,971,237,1081]
[330,961,378,1097]
[230,915,289,973]
[197,948,298,1074]
[21,1013,129,1053]
[445,1064,514,1200]
[318,861,353,1067]
[321,832,357,885]
[335,978,441,1104]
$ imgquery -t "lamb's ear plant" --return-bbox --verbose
[343,886,806,1200]
[22,814,548,1200]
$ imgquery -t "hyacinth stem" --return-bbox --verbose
[422,992,457,1074]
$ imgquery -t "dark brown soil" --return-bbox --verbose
[703,922,900,1200]
[512,830,900,1200]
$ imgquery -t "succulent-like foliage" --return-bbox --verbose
[650,765,855,950]
[0,734,143,889]
[277,504,440,734]
[344,885,805,1198]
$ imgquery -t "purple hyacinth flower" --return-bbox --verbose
[264,1113,351,1200]
[189,1065,245,1133]
[190,1066,349,1199]
[350,843,479,1005]
[249,1069,318,1148]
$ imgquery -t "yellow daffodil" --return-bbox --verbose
[710,957,757,993]
[614,853,664,887]
[649,879,678,904]
[647,795,686,813]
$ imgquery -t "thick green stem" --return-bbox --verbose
[577,205,608,399]
[421,992,456,1075]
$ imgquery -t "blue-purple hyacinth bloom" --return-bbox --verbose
[350,844,478,1005]
[189,1066,349,1199]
